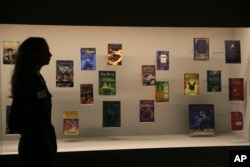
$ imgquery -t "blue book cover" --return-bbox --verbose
[81,48,96,70]
[189,104,215,136]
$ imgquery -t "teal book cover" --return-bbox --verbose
[207,70,221,92]
[103,101,121,127]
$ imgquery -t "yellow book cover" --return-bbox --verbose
[63,111,79,135]
[184,73,199,96]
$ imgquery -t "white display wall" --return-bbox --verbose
[0,24,249,144]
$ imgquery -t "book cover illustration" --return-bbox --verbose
[107,43,122,65]
[231,111,243,131]
[229,78,244,101]
[63,111,79,135]
[99,71,116,95]
[207,70,221,92]
[184,73,199,96]
[140,100,154,122]
[194,38,209,60]
[155,81,169,102]
[156,51,169,70]
[142,65,156,86]
[6,105,12,134]
[80,84,94,104]
[56,60,74,87]
[80,48,96,70]
[103,101,121,127]
[225,40,241,63]
[189,104,215,136]
[3,40,20,64]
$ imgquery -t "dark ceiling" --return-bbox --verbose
[0,0,249,27]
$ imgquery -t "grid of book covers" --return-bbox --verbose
[3,39,244,136]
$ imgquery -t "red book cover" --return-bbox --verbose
[140,100,154,122]
[231,111,243,130]
[229,78,244,101]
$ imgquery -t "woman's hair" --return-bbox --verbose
[10,37,47,97]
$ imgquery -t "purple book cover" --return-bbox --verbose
[194,38,209,60]
[156,50,169,70]
[225,40,241,63]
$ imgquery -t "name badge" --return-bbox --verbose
[37,90,47,99]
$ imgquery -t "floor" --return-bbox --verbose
[1,133,250,155]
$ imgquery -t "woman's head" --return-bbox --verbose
[10,37,52,97]
[15,37,52,73]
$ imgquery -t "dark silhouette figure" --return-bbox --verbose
[8,37,57,167]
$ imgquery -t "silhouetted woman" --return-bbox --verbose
[9,37,57,167]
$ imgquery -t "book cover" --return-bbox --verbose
[107,43,122,65]
[3,40,20,64]
[142,65,156,86]
[189,104,215,136]
[140,100,154,122]
[155,81,169,102]
[194,38,209,60]
[80,48,96,70]
[229,78,244,101]
[80,84,94,104]
[230,111,243,131]
[56,60,74,87]
[99,71,116,95]
[225,40,241,63]
[207,70,221,92]
[63,111,79,135]
[103,101,121,127]
[184,73,199,96]
[156,51,169,70]
[6,105,12,134]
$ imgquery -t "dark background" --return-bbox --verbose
[1,0,250,167]
[0,0,249,27]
